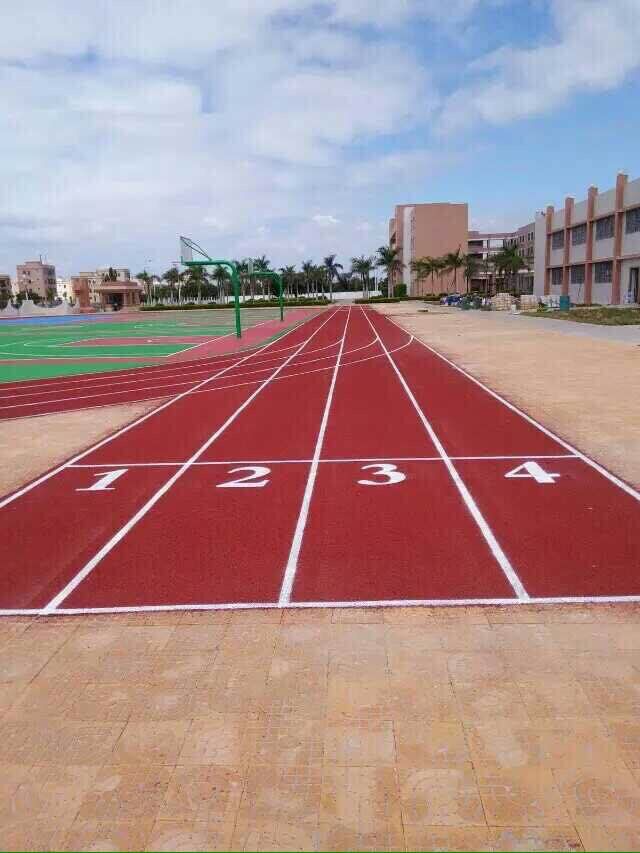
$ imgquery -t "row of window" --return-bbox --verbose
[551,207,640,249]
[550,261,613,287]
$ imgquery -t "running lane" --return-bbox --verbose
[368,309,640,599]
[289,307,519,603]
[58,308,349,609]
[0,309,336,609]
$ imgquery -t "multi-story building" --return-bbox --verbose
[77,268,131,304]
[534,172,640,305]
[15,260,57,299]
[389,202,534,295]
[389,203,469,294]
[0,274,11,304]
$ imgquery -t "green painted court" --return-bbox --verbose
[0,307,288,382]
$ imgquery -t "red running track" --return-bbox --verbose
[0,308,322,420]
[0,306,638,615]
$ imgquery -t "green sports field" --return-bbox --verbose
[0,308,285,382]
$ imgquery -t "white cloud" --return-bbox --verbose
[312,215,341,227]
[437,0,640,134]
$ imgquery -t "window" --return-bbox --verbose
[570,265,585,284]
[551,230,564,249]
[594,261,613,283]
[571,223,587,245]
[551,267,563,286]
[595,215,614,240]
[626,207,640,234]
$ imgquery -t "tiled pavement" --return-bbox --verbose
[0,605,639,851]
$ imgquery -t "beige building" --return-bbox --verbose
[389,202,534,295]
[15,260,57,299]
[71,269,142,311]
[389,203,469,294]
[534,172,640,305]
[0,274,11,304]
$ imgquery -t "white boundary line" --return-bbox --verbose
[362,307,529,601]
[0,309,335,509]
[278,307,351,605]
[5,592,640,618]
[67,454,579,469]
[0,335,402,418]
[43,309,342,613]
[386,314,640,504]
[0,332,344,401]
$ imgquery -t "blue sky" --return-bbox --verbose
[0,0,639,276]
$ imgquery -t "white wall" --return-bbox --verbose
[402,206,414,295]
[533,214,546,295]
[552,209,564,230]
[569,243,586,263]
[593,236,614,261]
[572,199,588,222]
[622,223,640,256]
[621,259,640,303]
[594,187,616,216]
[624,176,640,207]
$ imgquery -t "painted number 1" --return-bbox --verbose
[76,468,128,492]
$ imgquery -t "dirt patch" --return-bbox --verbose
[0,399,162,498]
[376,303,640,489]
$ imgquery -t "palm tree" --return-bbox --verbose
[162,267,181,304]
[136,270,152,303]
[212,265,229,304]
[323,254,343,302]
[279,265,296,299]
[301,260,315,297]
[351,255,375,298]
[410,258,428,296]
[253,256,271,299]
[493,244,528,294]
[442,248,465,294]
[463,255,481,294]
[376,245,402,297]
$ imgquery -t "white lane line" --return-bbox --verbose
[0,335,398,423]
[278,307,352,606]
[362,307,529,601]
[0,309,335,510]
[0,332,343,401]
[9,591,638,616]
[68,453,579,469]
[42,309,342,613]
[387,315,640,504]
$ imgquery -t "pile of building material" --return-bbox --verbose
[491,292,516,311]
[519,294,539,311]
[539,294,561,308]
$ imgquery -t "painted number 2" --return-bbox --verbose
[217,466,271,488]
[358,463,407,486]
[504,460,560,484]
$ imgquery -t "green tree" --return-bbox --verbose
[442,248,465,294]
[212,265,229,304]
[136,270,154,303]
[463,254,481,294]
[493,244,528,294]
[376,245,402,296]
[279,265,297,298]
[162,267,181,303]
[351,255,375,298]
[323,254,343,301]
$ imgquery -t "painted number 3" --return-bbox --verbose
[357,463,407,486]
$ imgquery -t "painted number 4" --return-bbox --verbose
[504,460,560,484]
